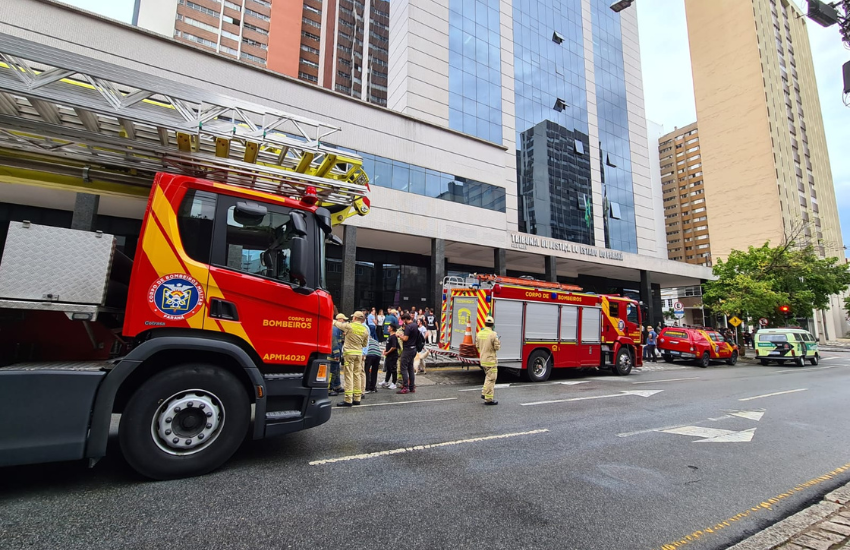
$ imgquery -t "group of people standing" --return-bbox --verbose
[329,307,437,407]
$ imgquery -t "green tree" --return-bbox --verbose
[703,236,850,326]
[844,296,850,318]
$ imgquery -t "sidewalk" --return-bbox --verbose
[730,482,850,550]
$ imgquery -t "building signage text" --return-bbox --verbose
[510,233,624,261]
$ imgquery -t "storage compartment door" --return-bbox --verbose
[450,295,480,349]
[525,302,559,341]
[492,299,523,361]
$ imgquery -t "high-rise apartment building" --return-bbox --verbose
[657,122,712,267]
[133,0,390,106]
[685,0,847,337]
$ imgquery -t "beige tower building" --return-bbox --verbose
[658,122,712,267]
[685,0,847,339]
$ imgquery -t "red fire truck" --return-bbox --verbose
[439,274,644,380]
[0,39,369,479]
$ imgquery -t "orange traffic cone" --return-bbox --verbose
[459,320,478,358]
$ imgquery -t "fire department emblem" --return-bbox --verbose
[148,273,204,321]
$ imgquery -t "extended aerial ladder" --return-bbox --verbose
[0,33,369,225]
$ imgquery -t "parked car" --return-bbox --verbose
[754,328,819,366]
[657,327,739,368]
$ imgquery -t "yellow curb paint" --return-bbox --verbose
[655,461,850,550]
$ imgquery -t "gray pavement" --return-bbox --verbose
[2,355,850,550]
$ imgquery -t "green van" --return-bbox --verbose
[755,328,819,366]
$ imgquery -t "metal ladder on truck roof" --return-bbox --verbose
[0,34,369,224]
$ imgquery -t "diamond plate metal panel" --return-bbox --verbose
[0,222,114,305]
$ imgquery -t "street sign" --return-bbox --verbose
[729,316,742,327]
[759,317,769,327]
[674,310,685,319]
[673,301,684,312]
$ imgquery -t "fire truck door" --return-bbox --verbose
[579,307,602,366]
[206,196,320,365]
[491,299,523,361]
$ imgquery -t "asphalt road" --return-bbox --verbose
[3,354,850,550]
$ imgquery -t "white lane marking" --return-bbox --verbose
[521,389,662,406]
[821,357,838,361]
[661,426,757,443]
[739,388,807,401]
[308,428,549,465]
[618,423,693,437]
[776,365,837,373]
[698,428,756,443]
[662,426,735,439]
[343,397,457,408]
[457,381,589,392]
[632,377,699,385]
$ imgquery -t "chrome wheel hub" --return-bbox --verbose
[152,390,224,455]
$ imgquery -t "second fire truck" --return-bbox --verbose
[439,274,645,380]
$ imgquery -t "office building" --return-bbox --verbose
[656,122,712,267]
[133,0,390,106]
[1,0,714,332]
[686,0,847,337]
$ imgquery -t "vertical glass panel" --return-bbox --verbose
[391,162,410,191]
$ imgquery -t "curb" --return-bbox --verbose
[728,482,850,550]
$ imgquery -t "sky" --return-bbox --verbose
[637,0,850,258]
[59,0,849,257]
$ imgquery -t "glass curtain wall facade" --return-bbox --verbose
[448,0,503,143]
[512,0,594,244]
[590,0,637,253]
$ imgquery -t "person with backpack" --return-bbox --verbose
[383,308,399,340]
[363,333,382,393]
[396,313,418,394]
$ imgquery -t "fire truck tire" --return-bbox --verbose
[698,352,710,368]
[119,364,250,480]
[525,349,552,382]
[612,348,633,376]
[662,355,674,363]
[726,351,738,366]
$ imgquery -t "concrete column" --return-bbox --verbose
[494,248,507,276]
[70,193,100,232]
[431,238,445,311]
[640,270,654,327]
[544,255,557,282]
[341,225,357,315]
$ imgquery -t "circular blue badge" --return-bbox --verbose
[148,273,205,321]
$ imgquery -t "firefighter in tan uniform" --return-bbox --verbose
[476,315,501,406]
[333,311,369,407]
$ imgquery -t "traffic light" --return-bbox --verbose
[779,305,791,318]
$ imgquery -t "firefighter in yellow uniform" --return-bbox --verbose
[333,311,369,407]
[476,315,501,406]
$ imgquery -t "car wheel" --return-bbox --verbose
[525,349,552,382]
[726,351,738,366]
[663,355,674,363]
[119,364,250,480]
[759,359,769,366]
[612,348,633,376]
[698,352,710,368]
[809,354,819,366]
[794,356,805,367]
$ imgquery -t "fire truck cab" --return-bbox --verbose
[440,274,644,380]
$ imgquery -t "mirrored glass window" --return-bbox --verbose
[448,0,502,143]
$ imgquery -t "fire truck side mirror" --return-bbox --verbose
[234,201,267,226]
[289,211,309,288]
[315,207,333,235]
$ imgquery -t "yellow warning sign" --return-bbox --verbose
[729,316,743,327]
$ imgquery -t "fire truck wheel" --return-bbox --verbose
[726,351,739,366]
[698,352,711,368]
[525,349,552,382]
[662,355,674,363]
[119,364,250,480]
[612,348,632,376]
